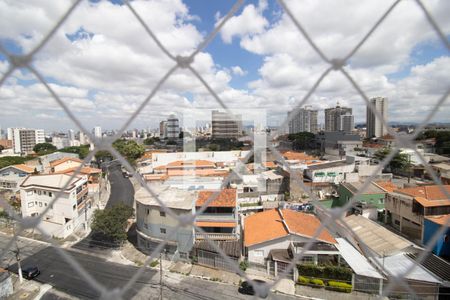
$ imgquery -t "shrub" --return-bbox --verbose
[149,260,159,267]
[298,276,310,285]
[239,260,249,271]
[310,278,325,287]
[326,281,352,293]
[298,264,352,281]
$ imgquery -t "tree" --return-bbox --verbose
[0,156,34,169]
[91,203,134,243]
[287,132,316,150]
[143,137,160,145]
[60,145,90,159]
[33,143,57,154]
[113,139,145,162]
[374,148,411,172]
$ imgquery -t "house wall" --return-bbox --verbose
[0,167,30,191]
[385,192,423,240]
[335,184,385,210]
[423,219,450,258]
[305,164,355,184]
[247,235,311,265]
[136,202,194,255]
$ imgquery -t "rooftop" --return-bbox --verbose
[282,151,318,162]
[342,181,385,195]
[424,214,450,226]
[7,164,34,173]
[166,160,216,168]
[55,166,101,175]
[196,189,236,208]
[244,209,335,247]
[134,184,197,210]
[343,214,414,257]
[20,174,85,191]
[374,181,398,193]
[307,160,351,171]
[50,157,83,167]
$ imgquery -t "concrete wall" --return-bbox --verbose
[423,219,450,257]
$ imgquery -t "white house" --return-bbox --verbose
[20,174,91,238]
[244,209,337,268]
[304,159,356,184]
[50,157,83,173]
[135,184,198,260]
[0,164,35,192]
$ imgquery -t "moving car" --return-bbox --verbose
[238,279,268,298]
[21,266,40,279]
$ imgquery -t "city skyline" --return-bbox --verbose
[0,0,449,131]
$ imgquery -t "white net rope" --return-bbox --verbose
[0,0,448,299]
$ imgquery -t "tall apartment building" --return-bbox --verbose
[324,103,353,132]
[68,129,75,141]
[159,121,167,139]
[366,97,388,138]
[166,113,180,140]
[288,106,318,134]
[211,110,243,139]
[93,126,102,139]
[7,128,45,154]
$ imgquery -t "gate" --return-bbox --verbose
[198,249,238,273]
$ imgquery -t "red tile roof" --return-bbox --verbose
[425,214,450,226]
[50,157,83,167]
[11,164,34,173]
[244,209,335,247]
[375,181,397,193]
[195,221,236,228]
[166,160,216,168]
[196,189,236,208]
[396,185,450,201]
[282,151,317,162]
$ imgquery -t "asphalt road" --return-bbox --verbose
[5,246,292,299]
[106,164,134,208]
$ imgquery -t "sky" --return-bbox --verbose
[0,0,449,133]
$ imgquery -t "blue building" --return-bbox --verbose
[423,215,450,258]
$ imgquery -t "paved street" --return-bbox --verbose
[1,234,294,299]
[106,164,134,208]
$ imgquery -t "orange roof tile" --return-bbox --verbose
[244,209,335,247]
[143,174,169,181]
[56,166,101,175]
[195,221,237,228]
[167,169,229,177]
[282,151,317,161]
[263,161,277,168]
[166,160,216,168]
[196,189,236,207]
[11,164,34,173]
[425,214,450,226]
[50,157,83,167]
[396,185,450,201]
[375,181,397,193]
[415,197,450,208]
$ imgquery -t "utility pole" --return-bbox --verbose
[159,250,163,300]
[12,223,23,283]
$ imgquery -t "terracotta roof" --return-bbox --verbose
[166,160,216,168]
[167,169,229,177]
[282,151,317,162]
[263,161,277,168]
[415,197,450,208]
[244,209,335,247]
[425,214,450,226]
[57,166,101,174]
[144,174,169,181]
[375,181,398,193]
[50,157,83,167]
[11,164,34,173]
[195,221,236,228]
[196,189,236,207]
[396,185,450,201]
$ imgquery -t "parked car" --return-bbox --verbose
[21,266,40,279]
[238,279,268,298]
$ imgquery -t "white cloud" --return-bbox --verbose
[231,66,246,76]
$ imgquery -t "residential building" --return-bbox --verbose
[366,97,388,138]
[384,185,450,242]
[0,164,35,192]
[135,185,197,260]
[8,128,45,154]
[324,103,353,132]
[93,126,102,139]
[423,214,450,258]
[79,131,87,145]
[304,159,356,184]
[315,131,362,156]
[288,106,318,134]
[20,174,91,238]
[211,110,243,139]
[0,139,12,150]
[194,189,239,241]
[50,157,83,173]
[159,121,167,139]
[68,129,75,141]
[52,136,70,149]
[166,113,180,140]
[244,209,337,272]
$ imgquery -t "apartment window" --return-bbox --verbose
[39,202,42,207]
[160,228,166,234]
[27,191,33,196]
[394,220,400,225]
[44,203,47,207]
[160,211,166,217]
[37,190,41,195]
[73,204,76,210]
[35,201,37,205]
[146,208,150,215]
[49,192,52,197]
[28,202,34,208]
[43,191,47,195]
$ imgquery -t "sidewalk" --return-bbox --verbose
[7,274,42,300]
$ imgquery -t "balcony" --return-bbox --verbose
[76,186,88,200]
[195,232,238,241]
[195,213,236,222]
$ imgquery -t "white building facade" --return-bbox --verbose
[8,128,45,154]
[366,97,388,138]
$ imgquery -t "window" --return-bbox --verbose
[253,250,264,257]
[43,191,47,195]
[27,191,33,196]
[28,202,34,208]
[73,204,76,210]
[37,190,41,195]
[49,192,52,197]
[146,208,150,215]
[394,220,400,225]
[44,203,47,207]
[39,202,42,207]
[35,201,37,205]
[160,228,166,234]
[160,211,166,217]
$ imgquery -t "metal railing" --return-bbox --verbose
[0,0,449,299]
